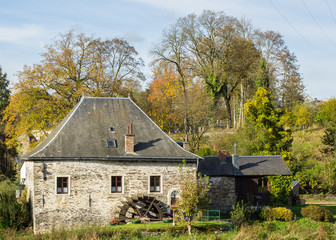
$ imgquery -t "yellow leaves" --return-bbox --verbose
[3,31,145,150]
[3,89,71,150]
[147,66,182,132]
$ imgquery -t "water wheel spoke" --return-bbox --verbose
[129,203,141,217]
[143,198,155,216]
[117,196,165,222]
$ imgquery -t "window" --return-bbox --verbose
[57,177,68,194]
[111,176,122,193]
[107,139,117,148]
[150,176,161,192]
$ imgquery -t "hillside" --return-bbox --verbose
[291,128,324,166]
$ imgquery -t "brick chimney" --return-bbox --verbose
[125,123,134,153]
[219,150,227,163]
[183,134,190,151]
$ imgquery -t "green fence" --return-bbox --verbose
[199,209,221,221]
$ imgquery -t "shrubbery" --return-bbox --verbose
[301,205,333,222]
[230,201,261,227]
[260,207,293,221]
[0,180,30,229]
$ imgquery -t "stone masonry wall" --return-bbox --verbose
[24,161,35,212]
[32,160,195,233]
[208,176,235,211]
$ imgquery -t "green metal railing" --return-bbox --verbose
[199,209,221,221]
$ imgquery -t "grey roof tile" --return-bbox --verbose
[21,97,199,161]
[198,155,292,176]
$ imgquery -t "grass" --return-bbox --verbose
[2,216,336,240]
[4,219,336,240]
[290,204,336,219]
[0,221,232,240]
[96,221,230,232]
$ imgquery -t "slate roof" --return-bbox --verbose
[198,155,292,176]
[21,97,199,161]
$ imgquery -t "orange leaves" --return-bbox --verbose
[147,66,182,132]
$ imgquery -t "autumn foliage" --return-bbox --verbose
[147,66,182,132]
[3,31,144,150]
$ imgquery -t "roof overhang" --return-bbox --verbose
[20,156,199,163]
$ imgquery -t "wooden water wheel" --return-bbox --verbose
[117,195,167,222]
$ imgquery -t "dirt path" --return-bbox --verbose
[306,201,336,205]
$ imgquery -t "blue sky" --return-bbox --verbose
[0,0,335,100]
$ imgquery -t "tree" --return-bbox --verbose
[278,50,305,110]
[0,66,16,180]
[152,11,260,129]
[242,87,292,155]
[254,30,305,110]
[320,127,336,155]
[147,65,182,132]
[256,57,271,90]
[293,102,313,132]
[3,31,144,150]
[177,161,210,235]
[147,64,213,152]
[151,23,191,135]
[315,98,336,128]
[0,67,10,117]
[0,125,17,180]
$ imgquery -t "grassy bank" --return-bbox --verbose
[2,217,336,240]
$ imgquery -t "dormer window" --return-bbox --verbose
[107,139,117,148]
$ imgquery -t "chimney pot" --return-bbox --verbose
[183,134,190,151]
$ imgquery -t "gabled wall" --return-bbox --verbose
[31,160,196,233]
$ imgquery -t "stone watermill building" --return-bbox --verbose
[20,97,199,233]
[20,97,292,233]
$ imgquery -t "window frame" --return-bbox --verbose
[55,176,71,195]
[106,139,117,148]
[111,176,123,194]
[149,175,162,193]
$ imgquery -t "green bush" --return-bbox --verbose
[260,207,293,221]
[0,180,30,229]
[196,147,215,157]
[301,205,333,222]
[230,201,258,227]
[268,175,293,206]
[230,202,246,227]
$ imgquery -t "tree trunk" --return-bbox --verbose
[187,222,192,235]
[239,83,245,128]
[233,96,236,128]
[224,97,232,128]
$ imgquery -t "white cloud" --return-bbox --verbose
[0,24,44,44]
[123,32,145,43]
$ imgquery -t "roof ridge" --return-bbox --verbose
[82,96,130,100]
[239,155,281,158]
